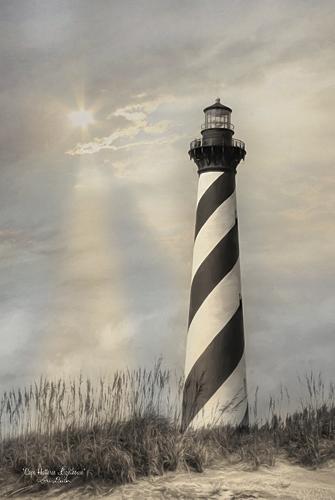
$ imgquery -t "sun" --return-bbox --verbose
[69,109,95,128]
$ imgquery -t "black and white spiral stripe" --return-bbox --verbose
[182,171,248,430]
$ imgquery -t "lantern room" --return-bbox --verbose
[200,98,234,148]
[188,98,246,170]
[202,98,233,131]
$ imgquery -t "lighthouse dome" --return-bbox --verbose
[203,98,232,113]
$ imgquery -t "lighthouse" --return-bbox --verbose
[182,99,248,430]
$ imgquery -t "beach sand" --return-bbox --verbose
[2,460,335,499]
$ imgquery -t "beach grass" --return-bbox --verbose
[0,365,334,495]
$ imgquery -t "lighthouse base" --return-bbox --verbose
[185,354,248,430]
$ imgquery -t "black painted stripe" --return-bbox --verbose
[182,302,244,431]
[195,172,235,240]
[188,222,239,327]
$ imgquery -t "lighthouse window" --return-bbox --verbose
[206,111,230,127]
[203,108,233,130]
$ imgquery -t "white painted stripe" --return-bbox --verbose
[196,171,223,204]
[185,259,241,379]
[190,353,247,429]
[192,190,236,280]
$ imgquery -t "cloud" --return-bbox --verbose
[67,96,176,155]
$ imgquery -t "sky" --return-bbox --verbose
[0,0,334,410]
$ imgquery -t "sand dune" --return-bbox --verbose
[104,460,335,499]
